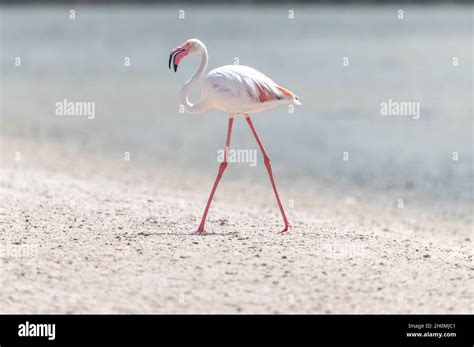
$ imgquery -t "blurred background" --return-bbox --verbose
[1,1,472,207]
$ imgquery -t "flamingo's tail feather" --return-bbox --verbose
[276,86,302,105]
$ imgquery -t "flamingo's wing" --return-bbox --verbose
[239,69,284,102]
[206,65,298,105]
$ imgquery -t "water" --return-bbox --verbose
[1,4,472,202]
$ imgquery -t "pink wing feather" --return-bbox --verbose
[204,65,299,114]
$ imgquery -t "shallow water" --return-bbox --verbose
[1,4,472,201]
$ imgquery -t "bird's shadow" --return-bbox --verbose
[137,231,239,237]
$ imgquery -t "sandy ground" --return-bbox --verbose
[0,137,472,313]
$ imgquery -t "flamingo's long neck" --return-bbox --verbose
[180,43,209,115]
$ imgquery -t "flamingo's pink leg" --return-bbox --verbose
[197,116,234,233]
[245,115,291,233]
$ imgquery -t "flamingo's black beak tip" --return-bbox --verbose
[169,48,184,73]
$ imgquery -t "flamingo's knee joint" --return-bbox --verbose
[218,161,228,173]
[264,157,271,168]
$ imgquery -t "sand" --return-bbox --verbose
[0,136,472,313]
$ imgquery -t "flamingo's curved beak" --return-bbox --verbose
[169,45,189,72]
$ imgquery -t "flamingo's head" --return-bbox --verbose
[169,39,204,72]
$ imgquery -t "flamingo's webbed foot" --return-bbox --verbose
[279,224,291,235]
[195,226,206,234]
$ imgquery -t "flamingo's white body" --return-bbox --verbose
[203,65,302,114]
[170,38,301,233]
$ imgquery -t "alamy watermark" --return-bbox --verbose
[380,99,420,119]
[55,99,95,119]
[18,321,55,340]
[217,148,257,167]
[0,244,38,258]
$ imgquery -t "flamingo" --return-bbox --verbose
[169,38,302,234]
